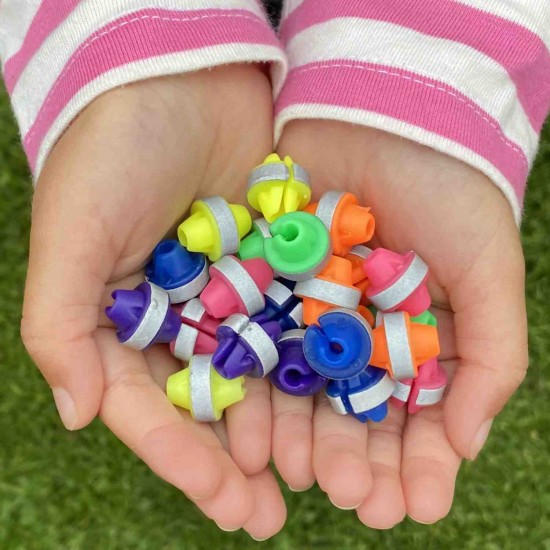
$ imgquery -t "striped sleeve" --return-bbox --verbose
[275,0,550,224]
[0,0,287,178]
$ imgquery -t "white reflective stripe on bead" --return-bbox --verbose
[248,162,289,188]
[172,323,199,362]
[348,372,396,413]
[349,245,373,259]
[190,354,216,422]
[294,278,361,309]
[123,283,169,350]
[220,313,249,334]
[314,191,345,230]
[375,310,384,328]
[291,163,311,187]
[384,312,416,379]
[369,253,428,311]
[392,380,412,402]
[202,196,240,256]
[265,280,293,306]
[288,302,304,328]
[278,328,306,344]
[212,256,265,316]
[416,386,446,406]
[327,394,348,415]
[253,218,271,239]
[240,321,279,376]
[181,298,206,323]
[163,261,209,304]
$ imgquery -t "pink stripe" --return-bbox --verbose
[279,0,550,132]
[3,0,80,94]
[276,61,527,204]
[23,8,279,171]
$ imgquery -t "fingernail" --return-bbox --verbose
[328,495,361,511]
[470,418,493,459]
[215,523,239,533]
[250,535,269,542]
[52,388,78,430]
[288,484,313,493]
[409,516,436,525]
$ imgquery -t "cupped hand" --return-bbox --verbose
[21,65,286,538]
[272,120,528,526]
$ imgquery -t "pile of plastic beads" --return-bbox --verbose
[106,154,447,423]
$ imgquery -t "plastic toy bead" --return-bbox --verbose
[169,298,220,361]
[247,154,311,222]
[177,196,252,261]
[357,304,375,328]
[305,191,375,256]
[145,240,209,304]
[269,329,327,397]
[390,357,447,414]
[370,311,440,380]
[303,308,374,380]
[251,279,303,331]
[326,366,395,423]
[238,217,271,260]
[166,354,245,422]
[364,248,430,315]
[346,245,372,300]
[264,211,331,281]
[213,314,281,379]
[294,255,361,325]
[200,255,273,318]
[105,282,181,350]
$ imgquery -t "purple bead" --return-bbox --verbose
[269,330,327,396]
[105,282,180,350]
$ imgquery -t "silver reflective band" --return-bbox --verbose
[202,196,240,256]
[369,253,428,311]
[375,310,384,328]
[385,313,416,379]
[163,261,209,304]
[265,280,292,306]
[190,354,216,422]
[278,328,306,344]
[240,322,279,376]
[349,245,372,260]
[416,386,446,406]
[348,372,395,412]
[253,218,271,239]
[288,302,304,328]
[248,162,289,188]
[294,278,361,310]
[392,380,412,402]
[181,298,206,323]
[212,256,265,316]
[278,244,332,281]
[124,283,169,350]
[315,191,344,230]
[221,313,249,333]
[327,394,348,415]
[172,323,199,361]
[291,163,311,187]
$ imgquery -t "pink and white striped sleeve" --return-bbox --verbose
[0,0,286,178]
[275,0,550,224]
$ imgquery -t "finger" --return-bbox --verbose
[445,231,528,459]
[312,393,372,509]
[243,468,287,541]
[430,306,457,361]
[271,387,315,491]
[356,406,407,529]
[96,328,255,527]
[225,377,272,475]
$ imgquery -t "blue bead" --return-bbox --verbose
[251,278,302,331]
[303,309,373,380]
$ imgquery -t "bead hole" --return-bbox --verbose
[329,342,344,354]
[280,222,299,242]
[284,369,302,388]
[158,241,177,254]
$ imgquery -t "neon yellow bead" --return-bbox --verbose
[247,154,311,223]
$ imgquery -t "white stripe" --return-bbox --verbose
[455,0,550,48]
[274,103,522,225]
[10,0,269,135]
[32,43,285,176]
[416,386,446,406]
[348,372,395,412]
[282,0,305,20]
[0,0,42,66]
[285,17,539,158]
[327,394,348,415]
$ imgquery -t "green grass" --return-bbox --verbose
[0,87,549,550]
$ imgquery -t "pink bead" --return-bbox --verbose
[407,358,447,414]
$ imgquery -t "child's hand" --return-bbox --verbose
[272,120,528,526]
[20,65,286,539]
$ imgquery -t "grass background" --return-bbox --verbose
[0,85,548,549]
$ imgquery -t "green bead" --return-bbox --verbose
[411,310,437,327]
[238,225,268,260]
[264,211,331,281]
